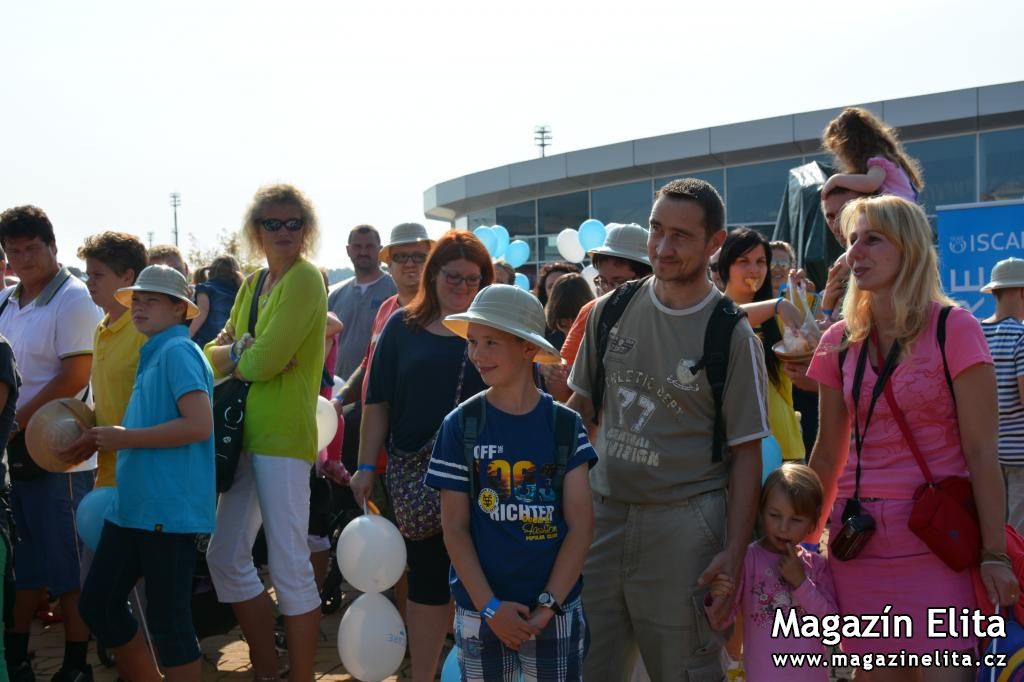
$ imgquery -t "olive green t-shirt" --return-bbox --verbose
[568,280,770,504]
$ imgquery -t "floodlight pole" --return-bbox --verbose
[169,192,181,246]
[534,125,552,158]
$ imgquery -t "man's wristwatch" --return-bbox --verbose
[537,591,563,615]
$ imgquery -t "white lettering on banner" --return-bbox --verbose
[948,267,987,294]
[968,231,1024,253]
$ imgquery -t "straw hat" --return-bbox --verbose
[444,285,562,364]
[379,222,433,262]
[981,257,1024,293]
[25,398,95,473]
[115,264,201,319]
[587,223,651,265]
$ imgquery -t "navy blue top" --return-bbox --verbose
[425,394,597,609]
[193,277,240,347]
[366,311,486,452]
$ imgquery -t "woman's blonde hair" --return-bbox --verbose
[840,195,952,349]
[241,184,320,259]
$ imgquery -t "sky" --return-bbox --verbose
[1,0,1022,271]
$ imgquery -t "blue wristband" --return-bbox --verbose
[229,341,241,365]
[821,308,834,318]
[774,297,784,315]
[482,597,501,620]
[356,464,376,473]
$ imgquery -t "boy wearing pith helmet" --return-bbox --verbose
[78,265,215,682]
[425,284,596,681]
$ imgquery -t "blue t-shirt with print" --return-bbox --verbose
[425,393,597,610]
[115,325,216,534]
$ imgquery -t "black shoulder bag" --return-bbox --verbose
[213,270,267,492]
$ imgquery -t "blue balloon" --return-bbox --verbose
[578,219,606,251]
[441,647,460,682]
[505,240,530,268]
[77,486,117,551]
[761,435,783,483]
[514,273,530,291]
[491,225,510,259]
[473,226,498,255]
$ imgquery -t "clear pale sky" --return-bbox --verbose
[1,0,1021,271]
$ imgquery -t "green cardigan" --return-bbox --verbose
[205,258,327,461]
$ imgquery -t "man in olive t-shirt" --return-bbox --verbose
[568,179,769,681]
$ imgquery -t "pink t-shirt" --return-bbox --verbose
[707,542,836,681]
[807,303,992,500]
[866,156,917,201]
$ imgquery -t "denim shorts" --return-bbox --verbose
[11,470,93,594]
[79,521,200,667]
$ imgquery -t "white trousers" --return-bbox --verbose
[206,453,321,616]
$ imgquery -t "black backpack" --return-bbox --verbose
[458,391,579,502]
[591,277,747,463]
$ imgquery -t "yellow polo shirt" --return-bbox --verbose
[93,311,147,487]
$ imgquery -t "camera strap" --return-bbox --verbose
[850,328,901,502]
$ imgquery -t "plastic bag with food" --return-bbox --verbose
[779,274,821,354]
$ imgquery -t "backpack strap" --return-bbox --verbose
[591,275,651,424]
[837,306,954,396]
[551,402,579,497]
[458,391,489,502]
[691,296,747,463]
[936,305,954,398]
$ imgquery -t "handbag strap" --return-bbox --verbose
[874,330,936,485]
[452,347,469,407]
[248,270,268,336]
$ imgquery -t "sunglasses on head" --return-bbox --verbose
[260,218,305,232]
[391,252,427,265]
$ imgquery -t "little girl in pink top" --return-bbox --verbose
[706,464,837,681]
[820,107,924,202]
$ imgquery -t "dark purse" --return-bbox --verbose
[6,432,44,482]
[385,349,468,541]
[213,270,267,493]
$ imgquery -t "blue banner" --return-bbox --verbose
[936,200,1024,319]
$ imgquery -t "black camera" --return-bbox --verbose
[829,498,876,561]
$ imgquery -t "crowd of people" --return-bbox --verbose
[0,105,1018,682]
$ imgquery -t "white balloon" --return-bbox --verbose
[338,593,407,682]
[581,265,599,296]
[316,396,338,451]
[556,228,585,263]
[337,514,407,593]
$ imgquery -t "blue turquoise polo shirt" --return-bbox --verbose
[115,324,216,534]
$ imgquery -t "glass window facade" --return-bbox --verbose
[726,158,800,225]
[904,135,976,213]
[468,127,1023,267]
[495,200,536,237]
[655,169,725,199]
[980,128,1024,202]
[591,180,653,226]
[538,191,588,235]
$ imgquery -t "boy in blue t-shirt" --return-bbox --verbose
[78,265,215,682]
[426,284,596,682]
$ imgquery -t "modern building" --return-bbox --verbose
[423,81,1024,276]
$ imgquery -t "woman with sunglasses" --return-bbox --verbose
[351,231,492,682]
[203,184,327,682]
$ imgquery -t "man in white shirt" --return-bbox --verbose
[0,206,102,682]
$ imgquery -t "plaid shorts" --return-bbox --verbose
[454,597,588,682]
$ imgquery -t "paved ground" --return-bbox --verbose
[26,590,428,682]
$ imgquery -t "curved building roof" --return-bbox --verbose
[424,81,1024,222]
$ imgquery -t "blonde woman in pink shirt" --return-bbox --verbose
[807,195,1016,681]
